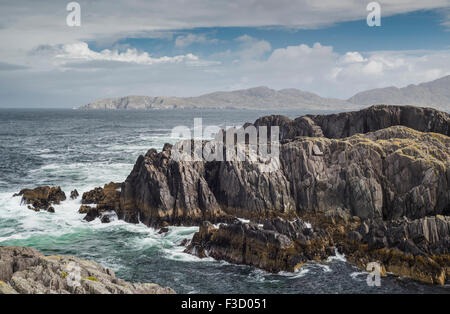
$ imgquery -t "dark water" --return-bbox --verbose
[0,108,448,294]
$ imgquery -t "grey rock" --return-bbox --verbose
[0,246,175,294]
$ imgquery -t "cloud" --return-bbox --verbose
[2,39,450,108]
[0,1,449,107]
[341,52,367,63]
[0,62,28,71]
[56,42,199,65]
[1,1,449,66]
[175,33,218,47]
[233,35,272,60]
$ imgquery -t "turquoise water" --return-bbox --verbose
[0,108,448,293]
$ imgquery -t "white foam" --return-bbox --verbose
[278,268,310,278]
[350,271,367,280]
[327,247,347,262]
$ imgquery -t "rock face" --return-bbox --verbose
[253,105,449,140]
[119,124,449,225]
[80,182,121,222]
[115,105,449,284]
[186,218,333,272]
[0,246,175,294]
[14,186,66,212]
[118,148,225,227]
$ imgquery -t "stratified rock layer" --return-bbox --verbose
[0,246,175,294]
[115,105,449,284]
[119,125,449,225]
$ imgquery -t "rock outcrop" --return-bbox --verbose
[187,213,450,285]
[0,246,175,294]
[112,105,449,284]
[119,125,449,226]
[186,218,334,272]
[13,186,66,212]
[80,182,121,222]
[254,105,449,140]
[70,189,79,200]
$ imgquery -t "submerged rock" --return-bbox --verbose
[0,246,175,294]
[14,186,66,212]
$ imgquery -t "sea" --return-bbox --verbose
[0,108,448,294]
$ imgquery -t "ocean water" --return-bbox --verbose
[0,108,448,294]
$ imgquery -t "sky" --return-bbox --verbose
[0,0,449,108]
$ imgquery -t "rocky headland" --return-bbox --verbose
[0,246,175,294]
[13,104,450,286]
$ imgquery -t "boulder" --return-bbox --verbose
[14,186,66,212]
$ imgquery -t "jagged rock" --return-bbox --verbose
[186,219,333,272]
[0,246,175,294]
[82,182,120,205]
[78,205,93,214]
[361,216,450,255]
[118,148,225,227]
[14,186,66,212]
[119,125,448,225]
[309,104,450,138]
[112,105,449,284]
[252,105,449,140]
[80,183,121,222]
[78,205,97,222]
[70,189,79,200]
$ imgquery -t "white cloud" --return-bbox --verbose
[1,0,449,65]
[341,52,367,63]
[56,42,199,65]
[0,1,449,107]
[214,43,450,98]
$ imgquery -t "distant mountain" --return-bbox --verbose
[79,76,450,111]
[79,86,358,111]
[348,75,450,111]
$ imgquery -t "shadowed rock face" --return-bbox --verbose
[0,246,175,294]
[186,218,334,272]
[118,147,225,226]
[119,125,449,226]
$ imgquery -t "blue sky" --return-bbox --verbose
[0,0,449,107]
[108,10,449,58]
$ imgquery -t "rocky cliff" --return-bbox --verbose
[0,246,175,294]
[118,105,449,227]
[115,105,450,284]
